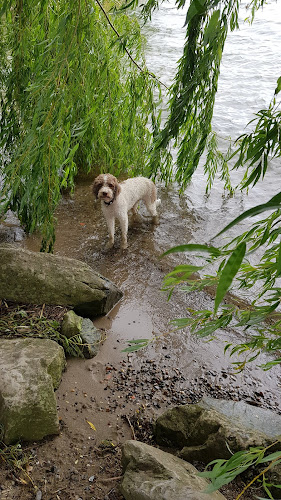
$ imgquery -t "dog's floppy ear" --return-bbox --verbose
[92,181,99,199]
[92,176,102,199]
[115,182,121,197]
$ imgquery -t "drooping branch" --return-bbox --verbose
[148,0,241,187]
[94,0,168,90]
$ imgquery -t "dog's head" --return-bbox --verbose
[92,174,121,204]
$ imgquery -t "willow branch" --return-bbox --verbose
[94,0,168,90]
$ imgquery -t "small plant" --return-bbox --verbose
[0,304,85,357]
[0,441,35,486]
[199,441,281,499]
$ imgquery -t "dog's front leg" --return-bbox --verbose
[106,216,115,249]
[119,215,128,250]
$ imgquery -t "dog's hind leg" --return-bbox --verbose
[132,202,139,215]
[144,197,160,223]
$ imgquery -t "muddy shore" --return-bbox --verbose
[0,176,280,499]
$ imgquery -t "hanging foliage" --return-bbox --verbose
[0,0,161,250]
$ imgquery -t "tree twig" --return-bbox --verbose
[97,475,123,482]
[124,414,136,440]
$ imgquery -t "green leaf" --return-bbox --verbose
[276,241,281,277]
[161,244,221,258]
[216,192,281,238]
[259,451,281,463]
[261,358,281,370]
[165,264,203,277]
[116,0,137,12]
[204,10,220,45]
[121,338,150,352]
[171,317,193,328]
[124,338,149,344]
[275,76,281,95]
[214,242,246,314]
[185,0,207,25]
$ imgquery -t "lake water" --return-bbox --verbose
[142,0,281,248]
[144,0,281,137]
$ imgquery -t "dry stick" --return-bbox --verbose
[97,475,123,482]
[124,415,136,440]
[236,441,281,500]
[236,457,281,500]
[39,304,45,319]
[94,0,169,90]
[50,486,68,494]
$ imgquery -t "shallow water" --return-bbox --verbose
[8,174,278,413]
[1,1,281,412]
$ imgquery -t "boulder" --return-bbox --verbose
[0,244,122,317]
[0,338,66,444]
[120,440,226,500]
[61,310,102,358]
[155,397,281,463]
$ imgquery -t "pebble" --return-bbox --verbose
[99,355,280,417]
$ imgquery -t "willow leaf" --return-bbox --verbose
[122,339,150,352]
[216,191,281,238]
[162,244,221,257]
[185,0,207,25]
[276,241,281,277]
[165,264,203,277]
[214,242,246,314]
[275,76,281,95]
[259,451,281,464]
[204,10,221,45]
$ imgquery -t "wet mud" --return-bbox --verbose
[0,174,280,499]
[18,175,281,411]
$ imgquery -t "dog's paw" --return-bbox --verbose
[106,240,114,250]
[120,241,128,250]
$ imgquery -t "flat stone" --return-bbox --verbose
[201,396,281,439]
[155,397,281,463]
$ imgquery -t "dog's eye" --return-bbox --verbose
[108,183,114,189]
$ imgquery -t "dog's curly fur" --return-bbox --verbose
[92,174,160,249]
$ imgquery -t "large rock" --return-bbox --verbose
[155,397,281,463]
[0,244,122,317]
[120,440,226,500]
[0,338,66,444]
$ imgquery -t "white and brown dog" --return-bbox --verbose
[92,174,160,249]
